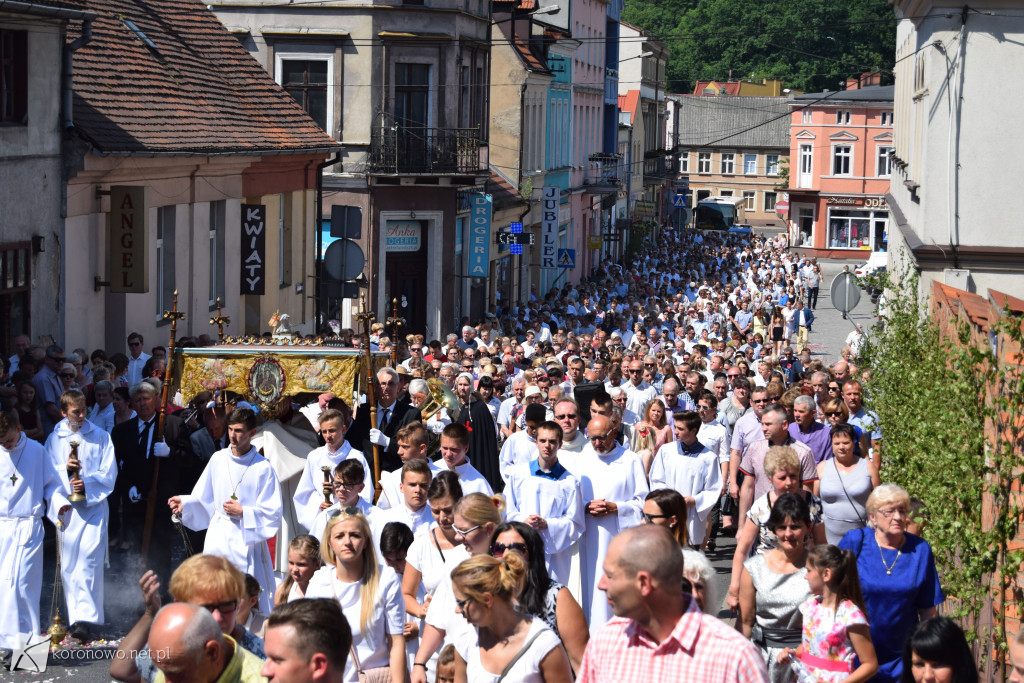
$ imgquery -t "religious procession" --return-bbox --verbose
[0,226,1012,683]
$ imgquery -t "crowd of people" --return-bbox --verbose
[0,226,1012,682]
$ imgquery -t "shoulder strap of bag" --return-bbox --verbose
[496,629,545,682]
[431,528,446,562]
[832,457,868,526]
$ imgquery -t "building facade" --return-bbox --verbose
[784,81,894,258]
[671,95,790,229]
[887,0,1024,299]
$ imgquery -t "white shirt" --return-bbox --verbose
[125,351,151,387]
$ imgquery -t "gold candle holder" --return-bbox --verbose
[67,437,86,503]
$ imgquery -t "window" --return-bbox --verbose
[720,153,735,174]
[156,206,176,320]
[744,154,757,174]
[281,58,329,131]
[0,244,30,351]
[798,144,813,186]
[801,109,812,124]
[720,190,733,197]
[395,63,431,128]
[877,146,893,176]
[679,152,689,173]
[835,110,851,124]
[880,111,893,126]
[766,154,780,175]
[833,145,852,175]
[698,152,711,173]
[742,191,756,210]
[828,208,887,249]
[764,192,777,211]
[0,30,28,124]
[209,201,225,308]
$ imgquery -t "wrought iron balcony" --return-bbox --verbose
[585,161,623,192]
[368,126,487,175]
[644,155,668,181]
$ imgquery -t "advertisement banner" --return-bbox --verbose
[240,204,266,295]
[541,185,558,268]
[109,186,148,293]
[468,194,492,276]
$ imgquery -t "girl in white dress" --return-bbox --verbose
[306,511,406,683]
[450,552,573,683]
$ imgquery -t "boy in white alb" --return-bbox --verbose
[505,421,583,584]
[428,423,493,496]
[649,410,722,548]
[293,408,372,532]
[45,390,116,634]
[377,422,430,511]
[169,407,282,614]
[0,410,70,650]
[309,459,376,541]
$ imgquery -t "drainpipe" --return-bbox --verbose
[63,16,94,130]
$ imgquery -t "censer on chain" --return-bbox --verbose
[47,519,68,646]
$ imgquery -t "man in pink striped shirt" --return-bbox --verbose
[579,525,768,683]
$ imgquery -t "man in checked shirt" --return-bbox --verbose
[579,525,768,683]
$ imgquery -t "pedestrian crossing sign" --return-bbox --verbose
[557,248,576,268]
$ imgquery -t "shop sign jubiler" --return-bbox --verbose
[541,186,558,269]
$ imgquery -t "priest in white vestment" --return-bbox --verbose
[564,415,647,635]
[45,391,116,628]
[0,412,70,649]
[170,408,282,614]
[506,421,583,584]
[649,410,723,547]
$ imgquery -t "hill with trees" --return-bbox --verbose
[621,0,897,94]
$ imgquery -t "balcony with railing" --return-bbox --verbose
[368,126,488,176]
[643,153,669,183]
[585,154,623,193]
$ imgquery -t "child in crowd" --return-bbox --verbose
[781,544,878,683]
[238,574,266,637]
[273,534,321,606]
[436,645,456,683]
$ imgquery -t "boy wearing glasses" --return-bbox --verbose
[309,459,375,541]
[293,408,372,532]
[505,421,583,583]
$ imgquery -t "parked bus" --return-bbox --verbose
[694,196,745,231]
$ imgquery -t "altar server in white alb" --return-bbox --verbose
[505,420,583,584]
[567,414,647,635]
[293,407,372,532]
[169,407,282,614]
[45,389,117,634]
[649,410,723,548]
[0,409,70,650]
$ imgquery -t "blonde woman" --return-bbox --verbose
[451,553,573,683]
[307,510,406,683]
[630,398,673,475]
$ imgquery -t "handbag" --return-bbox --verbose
[349,644,391,683]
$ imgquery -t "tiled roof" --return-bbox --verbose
[68,0,339,155]
[618,90,639,124]
[674,95,790,150]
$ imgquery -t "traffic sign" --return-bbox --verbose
[497,231,534,246]
[557,248,576,269]
[588,234,602,249]
[830,271,861,314]
[673,194,687,208]
[775,192,790,215]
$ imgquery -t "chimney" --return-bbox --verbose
[863,71,882,86]
[846,77,860,90]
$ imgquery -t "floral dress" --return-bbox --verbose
[798,596,868,682]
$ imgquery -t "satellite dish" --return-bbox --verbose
[323,239,365,282]
[830,271,861,315]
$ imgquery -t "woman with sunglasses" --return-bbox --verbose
[307,510,406,683]
[821,398,871,458]
[411,492,504,683]
[488,522,588,674]
[450,553,573,683]
[642,488,689,547]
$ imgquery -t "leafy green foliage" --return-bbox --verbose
[859,261,1024,658]
[621,0,897,93]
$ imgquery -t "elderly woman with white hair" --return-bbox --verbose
[838,483,944,683]
[681,548,721,616]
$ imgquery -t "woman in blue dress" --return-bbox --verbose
[838,484,944,683]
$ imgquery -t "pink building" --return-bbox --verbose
[785,77,894,258]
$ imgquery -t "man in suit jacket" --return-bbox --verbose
[111,379,198,590]
[190,405,228,465]
[345,367,418,475]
